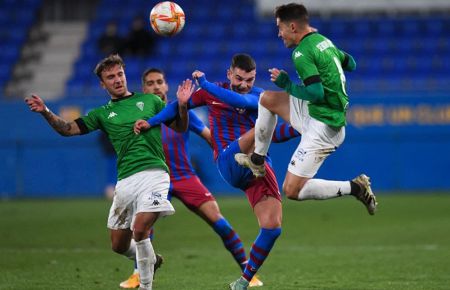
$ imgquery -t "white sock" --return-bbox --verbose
[136,238,156,289]
[123,239,136,260]
[254,98,277,156]
[298,179,351,200]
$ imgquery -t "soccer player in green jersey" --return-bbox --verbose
[235,3,377,216]
[25,54,193,290]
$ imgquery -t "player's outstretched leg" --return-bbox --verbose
[234,153,266,177]
[230,228,281,290]
[212,218,248,270]
[119,254,164,288]
[213,221,263,288]
[351,174,378,215]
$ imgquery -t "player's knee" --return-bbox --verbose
[283,182,301,200]
[132,227,148,241]
[259,91,271,108]
[111,241,128,254]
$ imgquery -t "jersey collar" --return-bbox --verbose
[301,31,316,42]
[111,92,135,102]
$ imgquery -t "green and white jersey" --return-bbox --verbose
[75,93,168,180]
[292,32,350,127]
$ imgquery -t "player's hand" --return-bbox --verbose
[177,79,195,106]
[269,68,281,82]
[25,94,47,113]
[192,70,205,86]
[134,119,150,134]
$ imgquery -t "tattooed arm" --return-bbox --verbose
[25,94,81,136]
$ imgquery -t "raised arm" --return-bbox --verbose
[270,68,324,103]
[189,110,212,147]
[134,80,194,134]
[25,94,81,136]
[339,50,356,72]
[167,79,194,132]
[192,71,259,109]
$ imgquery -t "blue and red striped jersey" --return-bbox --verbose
[190,83,263,160]
[161,110,206,181]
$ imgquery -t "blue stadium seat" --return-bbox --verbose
[65,0,450,97]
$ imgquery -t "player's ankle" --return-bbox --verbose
[251,153,265,165]
[349,181,360,196]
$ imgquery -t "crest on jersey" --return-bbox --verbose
[136,101,144,111]
[235,108,246,114]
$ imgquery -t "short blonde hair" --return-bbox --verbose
[94,54,125,79]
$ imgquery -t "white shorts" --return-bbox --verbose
[107,168,175,230]
[288,96,345,178]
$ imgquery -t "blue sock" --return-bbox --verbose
[213,217,247,270]
[243,227,281,282]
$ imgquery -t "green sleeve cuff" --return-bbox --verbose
[274,71,324,102]
[274,71,291,89]
[343,53,356,71]
[287,82,324,103]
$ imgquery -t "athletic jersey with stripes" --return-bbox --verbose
[190,83,262,160]
[162,110,206,181]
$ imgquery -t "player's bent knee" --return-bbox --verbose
[259,91,272,109]
[132,228,148,241]
[283,182,301,200]
[111,242,128,254]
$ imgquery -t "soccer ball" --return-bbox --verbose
[149,1,185,37]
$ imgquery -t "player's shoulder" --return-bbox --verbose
[250,86,264,95]
[294,33,334,59]
[86,103,109,116]
[136,92,162,102]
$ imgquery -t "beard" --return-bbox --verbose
[231,84,250,94]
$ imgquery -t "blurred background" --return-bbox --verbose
[0,0,449,198]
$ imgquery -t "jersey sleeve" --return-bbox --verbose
[197,75,260,109]
[75,109,101,134]
[148,99,181,127]
[337,49,356,71]
[188,111,206,135]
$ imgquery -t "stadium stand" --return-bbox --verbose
[1,0,448,99]
[0,0,42,93]
[62,0,449,98]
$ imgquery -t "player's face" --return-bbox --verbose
[227,67,256,94]
[100,64,128,99]
[276,18,297,48]
[142,72,169,102]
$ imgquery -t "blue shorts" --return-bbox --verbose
[216,140,281,207]
[216,140,273,188]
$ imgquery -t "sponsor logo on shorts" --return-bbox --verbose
[150,192,162,199]
[148,192,163,206]
[294,148,306,162]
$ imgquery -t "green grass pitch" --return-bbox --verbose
[1,194,449,289]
